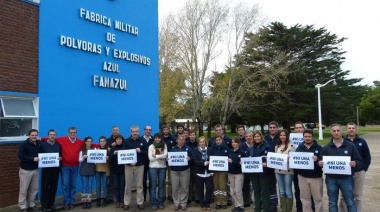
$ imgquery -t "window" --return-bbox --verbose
[0,97,38,141]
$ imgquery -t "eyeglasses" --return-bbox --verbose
[145,129,152,131]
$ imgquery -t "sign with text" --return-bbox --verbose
[241,157,263,173]
[38,153,59,168]
[267,152,288,170]
[290,133,304,147]
[168,152,188,166]
[209,156,228,171]
[118,149,137,164]
[323,156,351,175]
[289,152,314,169]
[87,149,107,163]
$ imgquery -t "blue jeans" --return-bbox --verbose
[113,173,125,204]
[149,168,166,207]
[95,172,108,198]
[325,175,356,212]
[275,173,294,198]
[81,175,94,194]
[61,166,79,204]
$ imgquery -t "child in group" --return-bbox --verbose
[95,136,110,207]
[79,136,96,209]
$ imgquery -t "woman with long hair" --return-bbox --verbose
[275,129,296,212]
[148,133,168,210]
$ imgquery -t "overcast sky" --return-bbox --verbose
[159,0,379,86]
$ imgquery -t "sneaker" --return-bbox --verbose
[158,205,164,210]
[152,205,158,210]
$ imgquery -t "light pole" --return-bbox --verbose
[315,79,337,140]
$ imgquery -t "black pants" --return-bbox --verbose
[196,175,213,208]
[269,172,278,209]
[41,167,60,209]
[143,164,149,201]
[243,173,252,205]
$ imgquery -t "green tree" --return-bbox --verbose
[359,84,380,124]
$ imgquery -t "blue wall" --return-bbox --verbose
[38,0,158,197]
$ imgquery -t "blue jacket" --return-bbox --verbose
[248,141,273,175]
[208,135,232,149]
[295,140,323,178]
[18,139,41,170]
[264,133,279,150]
[192,146,212,174]
[319,138,362,178]
[228,148,246,174]
[123,136,148,166]
[344,135,371,172]
[109,144,125,174]
[162,134,176,151]
[169,145,192,171]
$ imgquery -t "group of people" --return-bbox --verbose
[17,121,371,212]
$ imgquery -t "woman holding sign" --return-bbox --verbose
[109,134,125,208]
[275,130,296,212]
[228,137,247,212]
[79,136,96,209]
[95,136,110,207]
[192,136,213,211]
[148,133,168,210]
[249,130,274,212]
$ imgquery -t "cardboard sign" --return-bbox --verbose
[290,133,304,147]
[323,156,351,175]
[241,157,263,173]
[87,149,107,163]
[118,149,137,164]
[209,156,228,171]
[38,153,59,168]
[266,152,288,170]
[168,152,188,166]
[289,152,314,169]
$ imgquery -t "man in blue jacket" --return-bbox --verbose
[318,123,362,212]
[339,122,371,212]
[295,129,323,212]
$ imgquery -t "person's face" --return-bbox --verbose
[154,137,161,143]
[215,127,223,136]
[331,125,342,140]
[189,132,196,141]
[177,136,185,146]
[177,127,184,134]
[116,137,123,145]
[29,131,38,142]
[86,139,92,147]
[254,134,262,144]
[48,131,56,142]
[131,128,139,138]
[245,133,253,144]
[68,130,77,139]
[231,140,239,148]
[215,137,223,145]
[100,138,107,147]
[163,128,169,135]
[269,124,278,135]
[347,124,357,137]
[303,133,313,144]
[112,127,120,136]
[237,128,245,136]
[198,139,206,148]
[184,130,189,138]
[144,126,152,136]
[294,124,304,133]
[279,132,287,143]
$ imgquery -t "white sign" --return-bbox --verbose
[118,149,137,164]
[290,133,304,147]
[209,156,228,171]
[38,153,59,168]
[323,156,351,175]
[267,152,288,170]
[241,157,263,173]
[87,149,107,163]
[168,152,188,166]
[289,152,314,169]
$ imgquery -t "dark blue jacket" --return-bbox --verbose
[192,146,212,174]
[209,144,229,157]
[186,139,198,151]
[123,136,148,166]
[248,141,273,175]
[141,135,153,166]
[109,144,125,174]
[295,140,323,178]
[162,134,176,151]
[319,138,362,178]
[344,135,371,172]
[228,148,246,174]
[208,135,232,149]
[264,133,279,150]
[169,145,192,171]
[18,139,41,170]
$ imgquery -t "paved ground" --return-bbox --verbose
[2,132,379,212]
